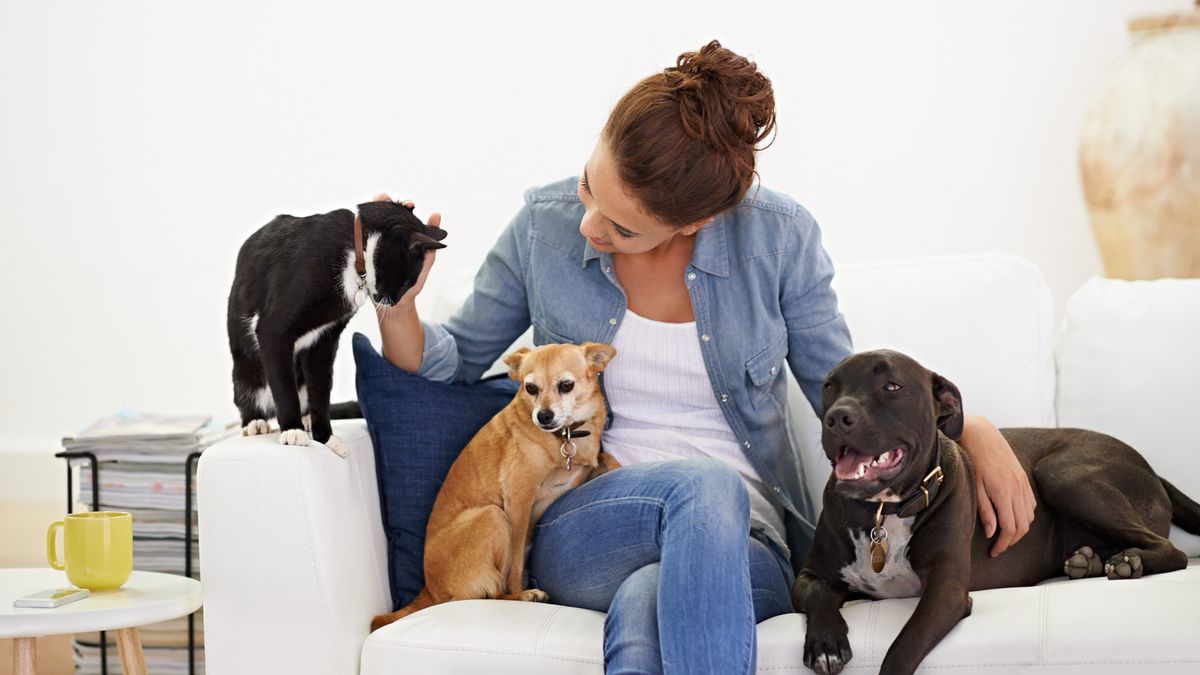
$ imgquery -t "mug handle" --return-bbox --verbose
[46,521,65,571]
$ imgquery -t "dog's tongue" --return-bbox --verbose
[835,448,870,480]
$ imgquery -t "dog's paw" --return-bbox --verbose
[279,429,311,446]
[518,589,550,603]
[804,628,852,675]
[1064,545,1103,579]
[1105,549,1144,580]
[242,419,271,436]
[324,435,348,458]
[301,415,312,432]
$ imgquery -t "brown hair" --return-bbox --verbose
[602,40,776,226]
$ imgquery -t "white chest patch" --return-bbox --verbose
[839,514,922,599]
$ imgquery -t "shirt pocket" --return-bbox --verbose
[745,331,788,408]
[532,319,575,346]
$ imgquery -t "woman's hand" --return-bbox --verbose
[960,415,1036,557]
[372,193,442,310]
[371,193,441,372]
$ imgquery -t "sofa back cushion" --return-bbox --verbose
[1056,278,1200,556]
[353,333,518,610]
[788,253,1058,513]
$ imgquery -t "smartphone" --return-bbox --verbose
[13,588,90,608]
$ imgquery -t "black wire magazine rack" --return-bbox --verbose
[55,449,204,675]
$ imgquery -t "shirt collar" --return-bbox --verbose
[580,213,730,278]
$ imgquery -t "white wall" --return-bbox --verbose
[0,0,1188,457]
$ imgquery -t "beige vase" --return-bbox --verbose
[1080,9,1200,280]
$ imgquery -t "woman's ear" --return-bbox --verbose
[680,216,714,237]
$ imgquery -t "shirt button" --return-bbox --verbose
[603,266,612,274]
[720,393,729,402]
[608,318,617,325]
[743,441,751,449]
[773,486,781,494]
[701,334,710,342]
[769,366,777,375]
[687,272,697,281]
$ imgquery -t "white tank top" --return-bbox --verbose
[601,309,788,555]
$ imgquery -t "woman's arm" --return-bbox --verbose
[960,415,1037,557]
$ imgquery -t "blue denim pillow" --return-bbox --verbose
[352,332,517,610]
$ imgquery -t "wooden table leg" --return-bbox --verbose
[13,637,36,675]
[115,628,147,675]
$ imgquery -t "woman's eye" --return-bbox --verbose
[579,174,591,195]
[525,383,539,396]
[609,222,634,239]
[884,382,902,392]
[558,381,575,394]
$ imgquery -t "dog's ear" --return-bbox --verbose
[503,348,531,381]
[581,343,616,373]
[931,372,964,440]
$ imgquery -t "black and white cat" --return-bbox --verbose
[226,200,445,455]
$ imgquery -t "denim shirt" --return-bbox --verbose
[416,176,853,568]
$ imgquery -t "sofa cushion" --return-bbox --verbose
[362,561,1200,674]
[1056,277,1200,556]
[353,333,518,610]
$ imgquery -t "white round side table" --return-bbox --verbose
[0,568,202,675]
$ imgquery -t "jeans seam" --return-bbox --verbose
[536,496,666,529]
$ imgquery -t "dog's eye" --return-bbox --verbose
[558,381,574,394]
[884,382,902,392]
[525,383,539,396]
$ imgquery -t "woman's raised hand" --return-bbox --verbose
[372,193,442,308]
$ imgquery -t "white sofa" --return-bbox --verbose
[198,253,1200,674]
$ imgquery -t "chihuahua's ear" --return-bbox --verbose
[931,371,964,441]
[581,343,616,373]
[503,347,531,381]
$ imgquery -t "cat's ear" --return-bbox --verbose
[409,233,447,252]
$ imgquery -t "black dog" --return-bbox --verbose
[792,349,1200,675]
[226,200,445,454]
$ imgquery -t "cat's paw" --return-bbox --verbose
[324,435,348,458]
[279,429,311,446]
[242,419,271,436]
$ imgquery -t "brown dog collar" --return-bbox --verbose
[353,213,367,277]
[880,446,945,519]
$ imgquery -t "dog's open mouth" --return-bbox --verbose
[834,446,906,482]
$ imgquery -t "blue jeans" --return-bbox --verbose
[528,458,796,675]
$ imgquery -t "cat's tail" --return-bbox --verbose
[329,401,363,419]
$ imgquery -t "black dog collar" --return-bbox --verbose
[551,420,590,439]
[879,445,945,519]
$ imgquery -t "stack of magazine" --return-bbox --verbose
[63,408,236,675]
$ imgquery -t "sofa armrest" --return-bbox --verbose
[198,420,390,675]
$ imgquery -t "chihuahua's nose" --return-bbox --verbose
[536,409,555,426]
[825,405,858,430]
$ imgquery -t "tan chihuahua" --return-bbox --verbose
[370,342,619,631]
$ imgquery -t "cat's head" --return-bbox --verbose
[357,200,447,306]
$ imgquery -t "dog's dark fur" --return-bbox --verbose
[792,349,1200,675]
[226,201,445,446]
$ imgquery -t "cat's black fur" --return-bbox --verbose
[226,201,445,448]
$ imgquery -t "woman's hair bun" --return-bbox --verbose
[667,40,776,150]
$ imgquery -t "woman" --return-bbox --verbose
[377,41,1034,675]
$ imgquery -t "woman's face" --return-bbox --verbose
[577,140,706,255]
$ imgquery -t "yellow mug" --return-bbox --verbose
[46,511,133,590]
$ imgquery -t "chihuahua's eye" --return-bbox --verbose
[525,383,539,396]
[884,382,902,392]
[558,380,574,394]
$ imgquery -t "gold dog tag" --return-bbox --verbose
[870,536,888,574]
[870,502,888,573]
